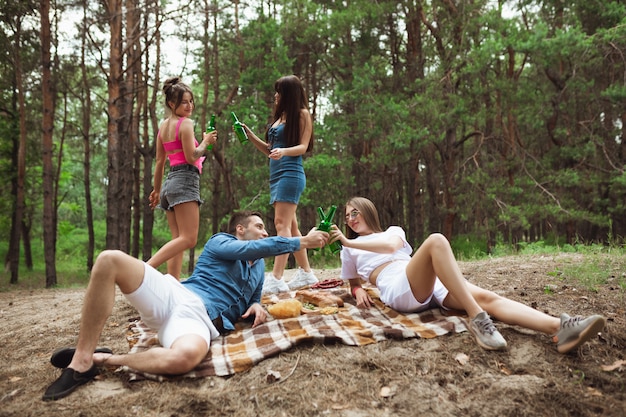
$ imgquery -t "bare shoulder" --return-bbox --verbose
[178,117,196,137]
[179,117,195,129]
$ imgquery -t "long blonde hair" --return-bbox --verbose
[345,197,383,239]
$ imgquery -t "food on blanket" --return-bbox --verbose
[300,302,319,314]
[311,278,344,289]
[301,303,339,315]
[319,306,339,315]
[266,299,302,319]
[296,289,344,308]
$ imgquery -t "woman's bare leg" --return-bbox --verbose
[147,201,199,279]
[407,235,560,334]
[290,214,312,271]
[455,283,561,335]
[405,233,483,318]
[272,202,298,279]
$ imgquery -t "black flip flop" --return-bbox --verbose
[50,346,113,368]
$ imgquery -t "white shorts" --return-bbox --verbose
[376,260,449,313]
[123,263,220,348]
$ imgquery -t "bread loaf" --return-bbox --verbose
[266,299,302,319]
[295,289,344,307]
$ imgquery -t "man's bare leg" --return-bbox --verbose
[94,334,208,375]
[67,250,145,373]
[43,250,145,400]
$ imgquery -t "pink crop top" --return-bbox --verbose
[160,117,204,173]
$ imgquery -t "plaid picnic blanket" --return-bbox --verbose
[123,286,468,381]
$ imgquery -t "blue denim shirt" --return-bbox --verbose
[181,232,301,332]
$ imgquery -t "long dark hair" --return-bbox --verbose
[266,75,313,152]
[344,197,384,239]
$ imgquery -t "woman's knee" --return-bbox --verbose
[424,233,451,251]
[173,230,197,249]
[274,216,291,232]
[179,235,198,248]
[472,287,503,308]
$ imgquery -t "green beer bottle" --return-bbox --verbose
[205,114,216,151]
[316,205,342,254]
[231,112,249,144]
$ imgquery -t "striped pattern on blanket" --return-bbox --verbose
[123,286,468,380]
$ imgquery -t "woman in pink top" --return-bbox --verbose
[148,77,217,279]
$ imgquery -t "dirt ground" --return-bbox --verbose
[1,253,625,417]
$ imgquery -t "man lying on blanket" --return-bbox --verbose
[42,210,329,401]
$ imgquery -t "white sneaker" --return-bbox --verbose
[468,311,507,351]
[262,273,290,294]
[288,268,319,290]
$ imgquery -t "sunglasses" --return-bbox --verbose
[345,209,360,222]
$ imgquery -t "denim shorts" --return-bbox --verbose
[269,171,306,205]
[159,169,203,211]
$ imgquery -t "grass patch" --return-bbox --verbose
[0,262,91,292]
[558,253,626,292]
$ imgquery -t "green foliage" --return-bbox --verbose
[300,153,348,207]
[601,84,626,103]
[3,0,626,287]
[57,220,107,258]
[450,235,490,261]
[240,15,292,98]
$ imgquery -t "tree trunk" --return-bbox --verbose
[142,0,161,261]
[21,218,32,269]
[127,0,142,258]
[440,128,458,239]
[42,0,57,287]
[105,0,133,252]
[424,143,441,234]
[404,0,425,244]
[80,0,95,270]
[7,17,27,284]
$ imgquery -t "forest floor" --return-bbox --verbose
[1,253,625,417]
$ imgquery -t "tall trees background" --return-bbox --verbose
[1,0,625,286]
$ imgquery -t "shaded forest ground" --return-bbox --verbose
[1,253,625,416]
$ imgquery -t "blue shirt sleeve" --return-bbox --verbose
[206,233,301,261]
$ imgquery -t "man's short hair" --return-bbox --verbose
[227,210,264,234]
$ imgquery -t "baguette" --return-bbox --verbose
[295,289,344,308]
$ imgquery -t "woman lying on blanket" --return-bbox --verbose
[328,196,606,353]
